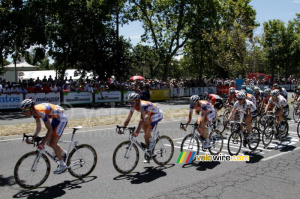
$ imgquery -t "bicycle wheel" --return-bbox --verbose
[208,129,223,155]
[227,131,242,156]
[297,122,300,138]
[180,134,200,163]
[248,127,260,151]
[67,144,97,178]
[112,141,139,174]
[293,106,300,122]
[152,135,174,166]
[277,121,289,140]
[220,110,230,133]
[14,151,50,189]
[262,120,274,147]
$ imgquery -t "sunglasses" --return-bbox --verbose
[21,108,31,113]
[130,101,138,104]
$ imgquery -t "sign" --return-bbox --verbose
[95,91,121,103]
[62,92,92,105]
[149,89,170,101]
[172,88,184,97]
[25,92,60,105]
[0,94,23,109]
[204,87,217,94]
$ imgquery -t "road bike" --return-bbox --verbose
[292,102,300,122]
[262,115,289,147]
[14,126,97,189]
[180,121,223,163]
[113,125,174,174]
[227,118,260,156]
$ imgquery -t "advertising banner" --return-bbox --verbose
[190,87,203,96]
[183,88,190,96]
[149,89,170,101]
[25,92,60,105]
[95,91,121,103]
[172,88,184,97]
[0,94,23,109]
[204,87,217,94]
[62,92,92,105]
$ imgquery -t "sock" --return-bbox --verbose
[62,150,67,155]
[149,137,155,143]
[60,160,66,166]
[205,138,210,142]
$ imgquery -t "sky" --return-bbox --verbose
[119,0,300,46]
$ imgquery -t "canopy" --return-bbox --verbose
[130,75,145,81]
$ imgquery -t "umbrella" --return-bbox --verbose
[130,75,145,81]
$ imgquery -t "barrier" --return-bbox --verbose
[0,94,23,109]
[95,91,121,103]
[149,89,170,101]
[62,92,93,105]
[25,92,60,105]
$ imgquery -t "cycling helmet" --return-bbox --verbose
[190,95,200,104]
[128,93,141,101]
[264,88,271,94]
[270,89,280,97]
[237,92,246,100]
[20,99,35,109]
[202,92,209,100]
[253,86,260,92]
[241,85,246,90]
[273,83,279,88]
[229,87,236,94]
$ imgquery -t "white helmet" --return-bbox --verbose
[253,86,260,92]
[20,99,35,109]
[264,88,271,94]
[270,89,279,97]
[229,87,236,94]
[237,92,246,100]
[190,95,200,104]
[128,93,141,101]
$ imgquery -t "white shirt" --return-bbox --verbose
[2,87,10,94]
[268,95,288,108]
[233,99,256,113]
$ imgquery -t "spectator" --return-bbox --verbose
[48,75,53,82]
[27,84,34,93]
[34,83,42,93]
[42,82,51,93]
[50,83,58,92]
[42,76,47,83]
[19,84,28,93]
[10,84,20,93]
[2,84,11,94]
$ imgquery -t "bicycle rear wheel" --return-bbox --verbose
[152,135,174,166]
[248,127,260,151]
[67,144,97,178]
[113,141,139,174]
[180,134,200,163]
[258,114,269,131]
[227,131,242,156]
[297,122,300,138]
[277,121,289,140]
[14,151,50,189]
[293,105,300,122]
[208,129,223,155]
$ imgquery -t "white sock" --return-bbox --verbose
[60,160,66,166]
[62,150,67,155]
[149,137,155,143]
[205,138,210,142]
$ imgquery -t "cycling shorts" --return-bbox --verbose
[196,110,215,124]
[148,109,163,129]
[51,117,68,138]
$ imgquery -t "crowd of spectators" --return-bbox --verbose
[1,74,299,94]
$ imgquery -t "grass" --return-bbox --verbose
[0,108,189,136]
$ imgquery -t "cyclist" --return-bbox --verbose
[182,95,216,149]
[265,89,289,130]
[278,85,288,100]
[121,93,163,163]
[20,99,68,174]
[203,92,223,121]
[227,92,257,139]
[260,88,272,110]
[292,85,300,103]
[246,92,257,106]
[226,87,238,106]
[253,86,263,105]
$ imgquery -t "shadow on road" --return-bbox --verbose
[0,110,25,121]
[181,161,221,171]
[113,164,175,184]
[13,176,97,199]
[244,151,264,163]
[0,175,16,187]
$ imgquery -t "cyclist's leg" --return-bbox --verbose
[245,114,252,134]
[49,118,68,161]
[144,110,163,148]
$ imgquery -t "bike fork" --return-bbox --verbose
[31,151,42,172]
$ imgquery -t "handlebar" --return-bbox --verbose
[180,123,198,131]
[23,134,44,147]
[116,125,136,135]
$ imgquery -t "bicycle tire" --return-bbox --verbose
[112,141,139,174]
[227,130,242,156]
[152,135,174,166]
[293,107,300,122]
[247,127,260,151]
[220,110,230,133]
[67,144,97,178]
[14,151,50,189]
[262,118,274,147]
[297,122,300,138]
[258,114,269,131]
[180,134,200,163]
[208,129,223,155]
[277,121,289,140]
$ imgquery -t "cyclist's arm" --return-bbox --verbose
[135,111,146,134]
[34,118,42,137]
[123,110,134,128]
[228,108,237,121]
[265,102,271,113]
[185,110,193,127]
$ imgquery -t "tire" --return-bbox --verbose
[152,135,174,166]
[262,119,274,147]
[277,121,289,140]
[227,131,242,156]
[248,127,260,151]
[180,134,200,163]
[208,129,223,155]
[293,105,300,122]
[112,141,139,174]
[67,144,97,178]
[258,114,269,131]
[221,110,230,133]
[297,122,300,138]
[14,151,50,189]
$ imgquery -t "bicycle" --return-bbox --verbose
[180,121,223,163]
[227,116,260,156]
[262,114,289,147]
[113,125,174,174]
[14,126,97,189]
[292,102,300,122]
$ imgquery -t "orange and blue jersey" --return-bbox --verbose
[246,93,256,105]
[130,100,160,115]
[33,103,67,122]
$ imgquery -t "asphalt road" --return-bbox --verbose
[1,92,299,198]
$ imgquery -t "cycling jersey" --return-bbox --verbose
[268,95,288,108]
[190,100,215,122]
[233,99,257,113]
[246,93,256,105]
[208,94,222,104]
[280,88,288,98]
[33,103,68,137]
[227,94,237,105]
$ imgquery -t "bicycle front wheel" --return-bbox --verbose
[297,122,300,138]
[262,122,274,147]
[152,135,174,166]
[227,131,242,156]
[293,106,300,122]
[67,144,97,178]
[14,151,50,189]
[180,134,200,163]
[208,129,223,155]
[248,127,260,151]
[112,141,139,174]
